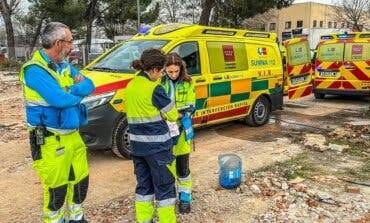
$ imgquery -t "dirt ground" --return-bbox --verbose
[0,71,369,223]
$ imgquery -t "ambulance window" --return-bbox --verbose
[344,43,370,62]
[206,42,247,73]
[170,42,201,76]
[89,40,168,74]
[317,43,344,62]
[286,41,311,66]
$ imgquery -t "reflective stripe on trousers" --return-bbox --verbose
[68,204,83,221]
[43,209,65,223]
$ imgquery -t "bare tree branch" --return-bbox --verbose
[332,0,369,31]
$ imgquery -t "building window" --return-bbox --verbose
[328,22,332,28]
[269,23,276,31]
[313,20,317,28]
[297,20,303,28]
[285,21,291,29]
[320,21,323,28]
[341,22,345,28]
[334,22,337,28]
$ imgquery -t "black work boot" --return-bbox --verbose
[68,217,88,223]
[179,200,191,214]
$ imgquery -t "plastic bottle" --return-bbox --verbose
[218,154,242,189]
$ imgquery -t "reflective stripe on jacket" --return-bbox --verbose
[125,71,179,156]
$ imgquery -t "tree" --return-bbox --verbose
[332,0,370,31]
[84,0,100,64]
[199,0,215,25]
[199,0,293,28]
[98,0,159,38]
[0,0,20,59]
[151,0,201,24]
[19,0,89,52]
[242,9,277,31]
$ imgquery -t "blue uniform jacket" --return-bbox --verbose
[24,51,95,130]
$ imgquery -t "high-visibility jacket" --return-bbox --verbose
[19,50,95,133]
[125,71,179,156]
[162,76,196,109]
[162,77,196,142]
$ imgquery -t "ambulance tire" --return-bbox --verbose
[112,117,131,159]
[245,96,271,127]
[314,93,325,99]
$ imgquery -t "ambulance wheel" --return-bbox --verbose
[245,96,270,127]
[314,93,325,99]
[112,117,131,159]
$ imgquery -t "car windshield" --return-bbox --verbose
[89,40,169,73]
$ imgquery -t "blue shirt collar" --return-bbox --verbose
[39,50,52,64]
[39,50,66,74]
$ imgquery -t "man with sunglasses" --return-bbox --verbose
[19,22,95,223]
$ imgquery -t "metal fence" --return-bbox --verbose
[0,42,114,68]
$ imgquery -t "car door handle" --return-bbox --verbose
[195,78,206,83]
[213,76,222,80]
[344,66,355,70]
[366,67,370,70]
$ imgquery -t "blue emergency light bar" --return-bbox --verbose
[139,25,151,36]
[336,33,355,39]
[321,35,333,40]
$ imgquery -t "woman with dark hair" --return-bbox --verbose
[124,48,179,223]
[162,52,196,214]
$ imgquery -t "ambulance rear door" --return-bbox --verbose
[315,41,344,94]
[342,34,370,91]
[284,37,313,99]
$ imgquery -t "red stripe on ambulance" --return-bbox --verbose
[208,106,250,122]
[192,106,250,125]
[93,79,132,95]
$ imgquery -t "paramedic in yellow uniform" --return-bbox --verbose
[162,52,196,214]
[19,22,95,222]
[125,48,179,223]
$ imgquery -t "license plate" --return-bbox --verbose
[319,71,338,77]
[291,75,309,85]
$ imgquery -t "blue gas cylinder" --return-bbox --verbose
[218,154,242,189]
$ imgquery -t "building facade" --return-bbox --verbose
[266,2,369,41]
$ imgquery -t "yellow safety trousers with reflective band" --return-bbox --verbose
[135,202,176,223]
[19,50,74,108]
[35,130,89,223]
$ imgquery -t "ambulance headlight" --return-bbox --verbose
[82,91,115,110]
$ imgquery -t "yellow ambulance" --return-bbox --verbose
[283,36,314,99]
[80,23,286,158]
[313,32,370,99]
